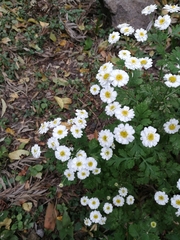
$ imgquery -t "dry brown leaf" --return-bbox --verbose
[5,128,15,136]
[87,130,99,140]
[22,202,33,212]
[0,218,12,230]
[17,138,30,144]
[54,96,64,109]
[9,92,19,102]
[44,202,57,231]
[59,39,67,46]
[1,98,7,117]
[9,149,29,160]
[1,37,11,44]
[39,21,49,28]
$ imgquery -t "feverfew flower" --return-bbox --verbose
[98,129,114,147]
[39,121,49,134]
[108,31,120,44]
[90,210,102,223]
[115,106,135,122]
[64,169,75,181]
[90,84,100,95]
[49,118,61,128]
[52,125,68,139]
[96,71,112,87]
[141,4,157,15]
[113,195,125,207]
[118,49,131,60]
[86,157,97,171]
[55,145,71,162]
[134,28,148,42]
[163,74,180,88]
[125,57,141,70]
[117,23,130,29]
[103,203,113,214]
[47,137,59,150]
[110,69,129,87]
[84,218,92,226]
[70,125,83,138]
[139,57,153,69]
[100,147,113,160]
[114,123,135,145]
[99,216,107,225]
[71,157,86,171]
[31,144,41,158]
[163,4,180,13]
[154,15,171,30]
[154,191,169,205]
[92,168,101,175]
[105,101,121,117]
[140,126,160,148]
[175,209,180,217]
[177,179,180,190]
[98,62,114,73]
[77,169,90,180]
[73,117,87,129]
[100,86,117,104]
[118,187,128,197]
[76,150,87,158]
[80,196,89,206]
[120,26,134,36]
[163,119,180,134]
[126,195,135,205]
[75,109,88,119]
[88,197,100,210]
[171,195,180,209]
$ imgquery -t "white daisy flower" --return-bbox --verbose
[108,31,120,44]
[88,197,100,210]
[141,4,157,15]
[49,118,61,128]
[126,195,135,205]
[139,57,153,69]
[71,157,86,171]
[90,210,102,223]
[163,4,180,13]
[86,157,97,171]
[175,209,180,217]
[64,169,75,181]
[171,195,180,209]
[75,109,88,119]
[163,119,180,134]
[96,71,112,87]
[47,137,59,150]
[90,84,100,95]
[70,125,83,138]
[98,129,114,147]
[110,69,129,87]
[73,117,87,129]
[140,126,160,148]
[154,191,169,205]
[77,169,90,180]
[98,62,114,73]
[99,216,107,225]
[115,106,135,122]
[118,187,128,197]
[76,150,87,158]
[92,168,101,175]
[100,86,117,104]
[103,203,113,214]
[177,179,180,190]
[163,74,180,88]
[31,144,41,158]
[105,101,121,117]
[55,145,71,162]
[118,50,131,60]
[113,195,125,207]
[120,26,134,36]
[80,196,89,206]
[100,147,113,160]
[154,15,171,30]
[134,28,148,42]
[39,121,49,134]
[117,23,130,29]
[84,218,92,227]
[125,57,141,70]
[114,123,135,145]
[52,125,68,139]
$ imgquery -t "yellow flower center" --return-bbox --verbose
[141,60,147,65]
[122,110,128,116]
[131,59,136,64]
[147,133,154,141]
[169,76,176,83]
[103,73,110,80]
[176,200,180,206]
[77,162,82,167]
[169,124,176,130]
[116,74,123,81]
[124,28,129,32]
[88,162,93,167]
[110,105,115,110]
[60,151,65,156]
[120,131,128,138]
[58,130,63,135]
[105,151,110,156]
[105,91,111,98]
[158,196,164,201]
[94,214,98,219]
[103,135,108,141]
[140,32,145,36]
[159,18,165,25]
[116,199,121,203]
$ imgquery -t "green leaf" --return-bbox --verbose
[50,32,57,42]
[129,224,139,237]
[34,164,43,171]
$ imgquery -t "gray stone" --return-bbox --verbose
[101,0,155,29]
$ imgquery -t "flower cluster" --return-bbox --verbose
[80,187,135,226]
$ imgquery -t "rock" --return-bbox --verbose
[100,0,155,29]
